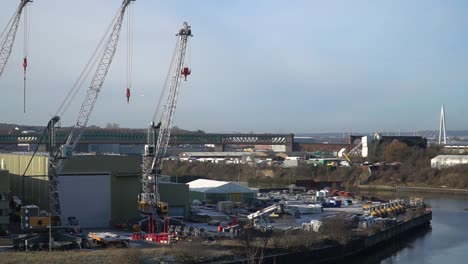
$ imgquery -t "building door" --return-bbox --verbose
[58,174,111,228]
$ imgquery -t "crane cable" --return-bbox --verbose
[186,36,191,68]
[126,3,134,104]
[23,4,30,113]
[152,38,179,123]
[55,8,121,118]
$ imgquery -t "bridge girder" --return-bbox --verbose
[0,131,294,148]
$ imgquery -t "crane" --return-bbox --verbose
[138,22,192,232]
[14,0,135,250]
[0,0,32,79]
[48,0,135,217]
[247,204,283,231]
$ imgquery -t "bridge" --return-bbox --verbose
[0,130,294,152]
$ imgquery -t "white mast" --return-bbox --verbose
[438,106,447,145]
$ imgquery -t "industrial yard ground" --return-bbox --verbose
[0,196,432,263]
[0,213,432,264]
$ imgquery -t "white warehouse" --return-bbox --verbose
[431,155,468,169]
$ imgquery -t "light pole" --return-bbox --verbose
[49,213,52,252]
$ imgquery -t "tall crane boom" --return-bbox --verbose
[0,0,32,79]
[48,0,135,217]
[139,22,192,217]
[64,0,134,152]
[152,22,192,173]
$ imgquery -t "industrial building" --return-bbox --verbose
[188,179,256,204]
[431,155,468,169]
[179,151,267,164]
[0,153,190,228]
[0,170,9,231]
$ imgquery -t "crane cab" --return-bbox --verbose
[181,67,191,81]
[138,201,169,215]
[138,194,169,215]
[145,144,155,156]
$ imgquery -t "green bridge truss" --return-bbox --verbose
[0,130,294,145]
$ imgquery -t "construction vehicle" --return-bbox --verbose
[246,204,284,231]
[134,22,192,242]
[0,0,31,79]
[14,0,135,250]
[13,205,83,250]
[88,232,130,248]
[338,140,363,166]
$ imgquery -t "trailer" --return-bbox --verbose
[88,232,130,248]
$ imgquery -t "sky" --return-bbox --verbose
[1,0,468,134]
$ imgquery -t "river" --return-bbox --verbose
[353,196,468,264]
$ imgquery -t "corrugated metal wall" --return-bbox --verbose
[0,170,10,227]
[0,153,49,209]
[0,154,190,223]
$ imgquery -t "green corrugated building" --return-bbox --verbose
[187,179,256,204]
[0,154,190,228]
[0,170,10,230]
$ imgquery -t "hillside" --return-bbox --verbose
[163,145,468,190]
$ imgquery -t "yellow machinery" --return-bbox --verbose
[28,216,61,229]
[138,200,169,215]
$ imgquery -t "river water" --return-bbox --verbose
[354,196,468,264]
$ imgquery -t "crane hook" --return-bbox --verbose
[126,88,131,103]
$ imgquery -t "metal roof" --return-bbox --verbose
[187,179,255,193]
[180,152,267,157]
[431,155,468,161]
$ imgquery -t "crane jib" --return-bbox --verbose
[140,22,192,220]
[46,0,135,217]
[0,0,32,79]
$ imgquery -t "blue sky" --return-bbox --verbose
[1,0,467,133]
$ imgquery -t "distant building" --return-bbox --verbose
[444,145,468,154]
[431,155,468,169]
[187,179,256,204]
[351,135,427,158]
[179,152,267,164]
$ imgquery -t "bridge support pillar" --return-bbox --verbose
[214,144,225,152]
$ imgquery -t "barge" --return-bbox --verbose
[223,202,432,264]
